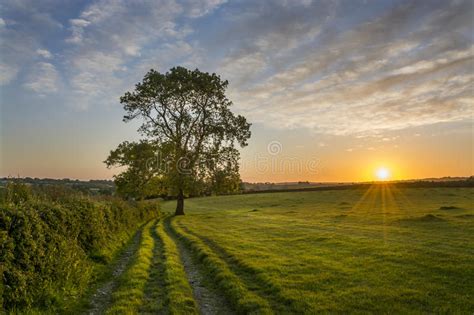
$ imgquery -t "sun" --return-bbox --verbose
[376,167,391,181]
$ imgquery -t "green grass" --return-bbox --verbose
[68,226,146,314]
[106,219,157,314]
[106,216,198,315]
[139,222,168,314]
[170,219,273,314]
[163,185,474,313]
[158,217,198,315]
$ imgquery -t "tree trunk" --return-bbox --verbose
[175,188,185,215]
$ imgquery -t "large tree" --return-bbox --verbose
[118,67,251,215]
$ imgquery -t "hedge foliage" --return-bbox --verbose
[0,183,159,312]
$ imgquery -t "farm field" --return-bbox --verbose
[154,185,474,313]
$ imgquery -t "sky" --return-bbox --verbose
[0,0,473,182]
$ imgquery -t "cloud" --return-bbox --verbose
[1,0,472,134]
[184,0,227,17]
[23,62,60,94]
[213,0,474,135]
[1,0,227,108]
[65,0,185,53]
[0,1,64,86]
[36,48,52,59]
[219,53,267,87]
[62,0,212,109]
[66,19,91,43]
[0,63,19,85]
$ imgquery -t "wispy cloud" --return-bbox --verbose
[1,0,473,134]
[23,62,60,94]
[0,63,19,85]
[216,0,474,134]
[36,48,52,59]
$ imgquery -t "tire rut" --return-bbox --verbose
[176,223,302,313]
[165,219,235,315]
[85,228,142,315]
[140,222,168,314]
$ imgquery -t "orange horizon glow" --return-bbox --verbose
[2,129,472,183]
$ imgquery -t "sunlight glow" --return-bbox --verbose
[376,167,390,181]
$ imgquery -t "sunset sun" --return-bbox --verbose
[376,167,391,181]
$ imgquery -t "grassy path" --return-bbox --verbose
[165,218,235,315]
[139,223,168,314]
[86,212,321,314]
[99,215,236,314]
[86,228,143,314]
[155,218,198,314]
[175,222,310,314]
[106,219,156,313]
[169,218,273,314]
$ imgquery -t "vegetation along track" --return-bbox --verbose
[96,215,237,314]
[87,213,315,314]
[170,218,277,314]
[172,221,311,313]
[164,217,235,315]
[87,228,144,315]
[105,219,157,313]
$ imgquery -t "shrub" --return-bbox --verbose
[0,183,159,311]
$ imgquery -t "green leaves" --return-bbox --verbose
[113,67,252,204]
[1,186,159,311]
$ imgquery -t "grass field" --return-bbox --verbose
[68,185,474,313]
[160,185,474,313]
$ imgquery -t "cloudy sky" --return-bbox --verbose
[1,0,473,182]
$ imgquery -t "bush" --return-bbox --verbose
[0,183,159,311]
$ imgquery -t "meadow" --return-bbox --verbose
[162,185,474,313]
[2,184,473,313]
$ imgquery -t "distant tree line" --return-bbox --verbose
[243,178,474,194]
[0,177,115,196]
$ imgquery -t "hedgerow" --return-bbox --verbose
[0,182,159,312]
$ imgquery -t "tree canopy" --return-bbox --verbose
[106,67,251,214]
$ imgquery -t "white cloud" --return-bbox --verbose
[184,0,227,17]
[62,0,200,109]
[36,48,52,59]
[220,53,267,87]
[217,1,474,135]
[391,46,474,76]
[66,19,91,44]
[23,62,60,94]
[2,0,472,134]
[0,63,19,85]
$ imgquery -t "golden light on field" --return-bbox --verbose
[376,167,391,181]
